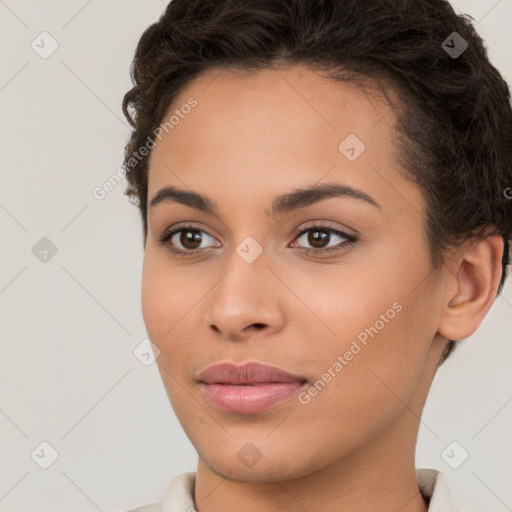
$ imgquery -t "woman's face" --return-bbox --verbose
[142,64,448,481]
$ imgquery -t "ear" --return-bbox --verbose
[437,234,504,341]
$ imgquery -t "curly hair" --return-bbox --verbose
[122,0,512,366]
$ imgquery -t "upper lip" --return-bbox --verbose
[198,362,308,385]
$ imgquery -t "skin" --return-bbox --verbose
[141,64,504,512]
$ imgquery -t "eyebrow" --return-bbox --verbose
[149,182,381,217]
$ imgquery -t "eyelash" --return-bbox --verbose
[157,223,357,259]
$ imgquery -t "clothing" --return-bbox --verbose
[127,467,462,511]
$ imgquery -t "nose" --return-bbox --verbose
[204,260,286,342]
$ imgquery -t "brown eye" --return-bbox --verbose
[292,225,355,254]
[158,224,221,258]
[176,229,204,250]
[305,229,330,249]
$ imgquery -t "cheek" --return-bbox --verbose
[141,253,164,340]
[141,250,206,362]
[291,299,431,457]
[141,254,197,408]
[293,250,434,409]
[141,251,184,341]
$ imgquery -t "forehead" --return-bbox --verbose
[146,64,423,219]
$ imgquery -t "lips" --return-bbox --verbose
[197,362,309,413]
[197,361,308,385]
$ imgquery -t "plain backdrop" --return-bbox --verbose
[0,1,511,511]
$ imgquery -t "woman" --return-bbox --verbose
[121,0,512,510]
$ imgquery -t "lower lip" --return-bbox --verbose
[200,381,306,414]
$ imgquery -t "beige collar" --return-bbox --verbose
[129,467,462,512]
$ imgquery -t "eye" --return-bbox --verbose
[157,222,357,259]
[157,223,220,258]
[289,224,357,256]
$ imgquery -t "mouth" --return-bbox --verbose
[197,361,308,414]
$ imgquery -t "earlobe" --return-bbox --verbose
[437,234,504,341]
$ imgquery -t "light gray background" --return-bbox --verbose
[0,1,511,511]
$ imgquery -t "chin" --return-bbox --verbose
[198,445,320,484]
